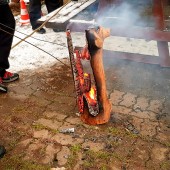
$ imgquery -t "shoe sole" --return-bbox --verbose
[0,146,6,158]
[0,86,7,93]
[3,76,19,83]
[36,31,46,34]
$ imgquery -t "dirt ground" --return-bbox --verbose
[0,56,169,170]
[0,2,169,170]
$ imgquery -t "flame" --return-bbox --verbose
[84,73,89,77]
[80,78,84,85]
[89,87,95,100]
[80,73,89,85]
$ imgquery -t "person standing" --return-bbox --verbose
[29,0,63,34]
[0,0,19,93]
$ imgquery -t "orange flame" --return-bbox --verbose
[80,73,89,85]
[89,87,95,100]
[84,73,89,77]
[80,78,84,85]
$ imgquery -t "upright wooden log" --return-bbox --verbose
[80,26,112,125]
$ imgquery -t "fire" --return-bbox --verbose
[89,87,95,100]
[80,73,89,85]
[84,73,88,77]
[84,86,97,107]
[80,78,84,85]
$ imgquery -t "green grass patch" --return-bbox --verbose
[165,142,170,147]
[100,165,108,170]
[12,105,26,113]
[66,144,82,169]
[82,150,115,169]
[160,161,170,170]
[32,123,59,135]
[0,154,50,170]
[108,127,123,135]
[82,160,94,169]
[70,144,81,153]
[32,123,46,131]
[125,131,138,139]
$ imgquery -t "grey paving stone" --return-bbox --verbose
[133,97,149,111]
[44,111,67,121]
[147,100,163,113]
[151,144,168,161]
[56,146,71,166]
[129,111,156,120]
[120,93,137,108]
[52,133,74,145]
[140,120,159,137]
[36,118,63,130]
[41,144,60,164]
[33,129,50,139]
[65,116,81,125]
[82,141,105,152]
[110,90,125,105]
[112,105,132,114]
[18,139,32,147]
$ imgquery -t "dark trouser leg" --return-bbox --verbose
[29,0,42,30]
[0,145,6,158]
[0,4,15,77]
[45,0,63,13]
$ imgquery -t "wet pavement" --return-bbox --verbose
[0,56,170,170]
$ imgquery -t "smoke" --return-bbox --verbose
[93,1,170,100]
[96,1,154,29]
[66,1,170,101]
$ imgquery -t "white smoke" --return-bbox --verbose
[96,1,154,29]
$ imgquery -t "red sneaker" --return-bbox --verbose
[2,71,19,83]
[0,77,8,93]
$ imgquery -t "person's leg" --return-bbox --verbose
[0,145,6,158]
[45,0,63,32]
[0,4,19,92]
[45,0,63,13]
[0,4,15,72]
[29,0,42,30]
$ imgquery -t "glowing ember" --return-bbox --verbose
[84,73,89,77]
[80,78,84,85]
[67,29,99,117]
[84,86,98,111]
[89,87,95,100]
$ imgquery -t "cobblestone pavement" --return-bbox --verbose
[0,58,169,170]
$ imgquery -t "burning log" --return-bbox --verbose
[80,26,112,125]
[66,26,112,125]
[66,30,98,116]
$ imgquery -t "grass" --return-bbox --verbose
[32,123,46,131]
[32,123,59,134]
[108,127,122,135]
[108,127,138,139]
[8,139,19,150]
[66,144,82,169]
[70,144,81,153]
[82,150,121,169]
[100,165,108,170]
[160,161,170,170]
[83,161,94,169]
[0,154,50,170]
[125,131,138,139]
[165,142,170,147]
[12,105,26,113]
[7,129,26,151]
